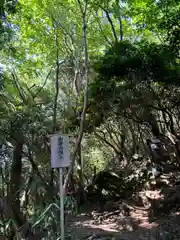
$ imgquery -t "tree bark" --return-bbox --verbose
[101,6,118,42]
[49,25,61,201]
[76,144,86,206]
[7,138,40,239]
[63,0,89,194]
[8,137,24,228]
[116,0,123,41]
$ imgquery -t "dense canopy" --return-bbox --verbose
[1,0,180,239]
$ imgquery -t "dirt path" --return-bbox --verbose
[67,209,157,239]
[66,190,180,239]
[67,210,180,239]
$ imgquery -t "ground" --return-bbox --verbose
[66,188,180,239]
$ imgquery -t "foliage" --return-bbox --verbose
[0,0,17,49]
[93,40,179,85]
[1,0,180,238]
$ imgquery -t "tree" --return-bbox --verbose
[0,0,17,50]
[1,0,180,238]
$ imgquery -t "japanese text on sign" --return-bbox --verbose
[50,135,70,168]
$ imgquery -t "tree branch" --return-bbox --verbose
[115,0,123,41]
[11,71,27,104]
[100,6,118,42]
[33,66,54,99]
[27,148,49,188]
[94,11,112,45]
[95,130,119,154]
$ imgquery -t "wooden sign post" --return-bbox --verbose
[50,134,70,240]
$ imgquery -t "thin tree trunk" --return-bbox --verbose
[116,0,123,41]
[76,144,86,207]
[50,26,60,199]
[52,29,60,132]
[147,112,161,138]
[64,0,89,194]
[101,6,118,42]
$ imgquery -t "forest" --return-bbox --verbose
[1,0,180,239]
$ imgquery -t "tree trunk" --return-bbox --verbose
[76,144,86,207]
[148,113,161,138]
[63,0,89,194]
[7,138,40,239]
[115,0,123,41]
[8,138,24,228]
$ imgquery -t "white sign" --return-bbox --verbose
[50,134,70,168]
